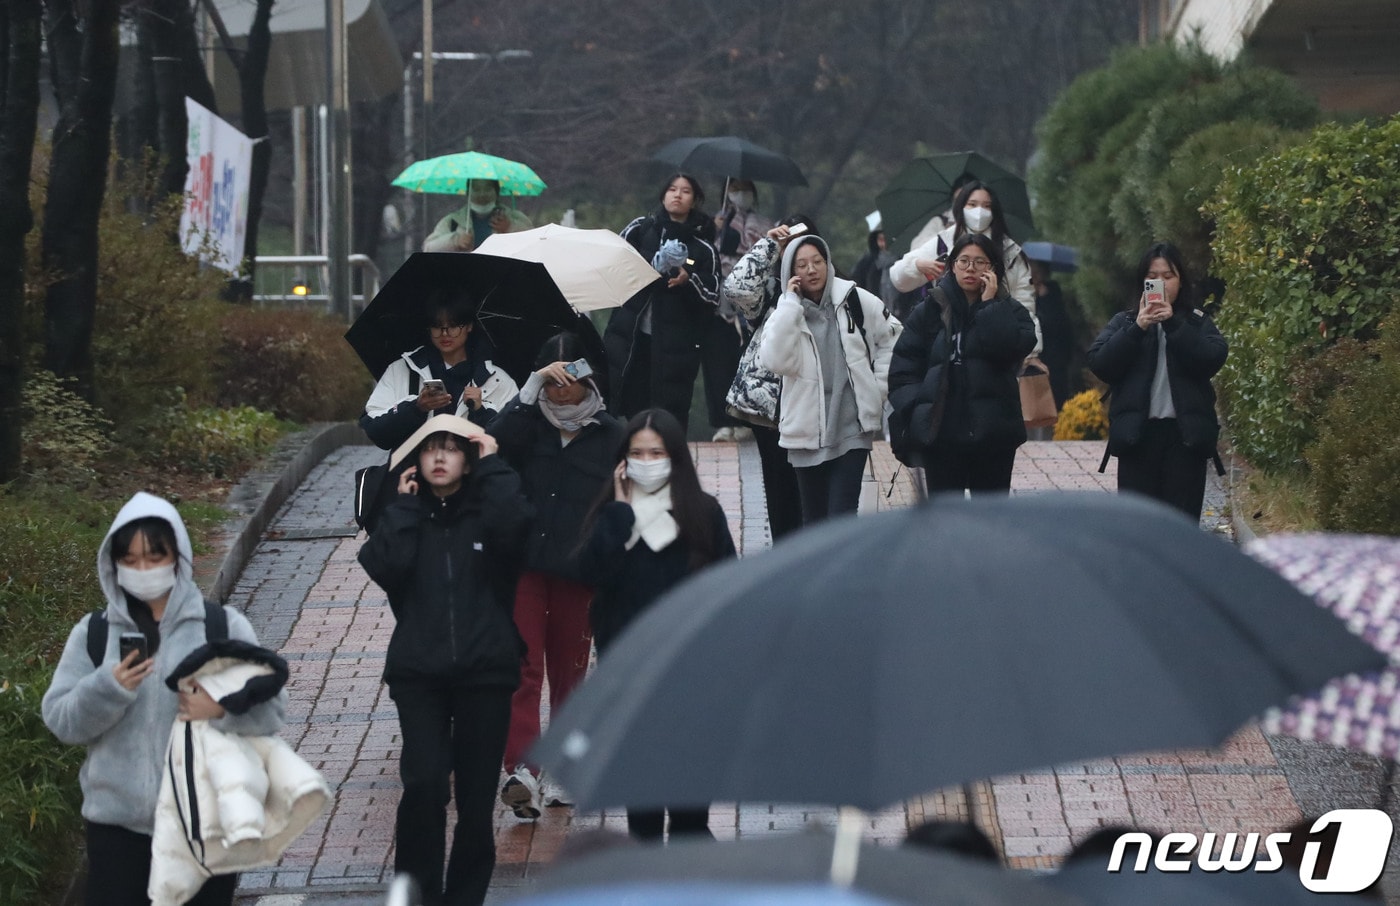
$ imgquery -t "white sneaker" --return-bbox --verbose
[711,427,736,442]
[541,775,573,807]
[500,767,541,819]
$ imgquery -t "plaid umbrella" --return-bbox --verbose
[1246,533,1400,757]
[392,151,546,197]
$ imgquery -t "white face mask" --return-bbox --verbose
[117,563,177,602]
[468,200,497,216]
[626,457,672,492]
[963,206,993,233]
[726,190,754,211]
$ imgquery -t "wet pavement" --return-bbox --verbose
[222,439,1395,904]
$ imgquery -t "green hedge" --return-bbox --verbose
[1209,115,1400,471]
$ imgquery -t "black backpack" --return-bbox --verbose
[86,599,228,667]
[354,372,420,534]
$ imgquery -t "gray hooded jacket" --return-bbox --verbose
[42,492,286,835]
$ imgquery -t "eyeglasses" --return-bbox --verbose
[952,257,993,272]
[429,323,468,336]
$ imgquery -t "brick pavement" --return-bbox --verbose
[231,440,1366,904]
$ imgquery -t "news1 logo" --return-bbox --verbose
[1107,809,1394,893]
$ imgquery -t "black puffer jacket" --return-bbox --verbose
[358,455,533,686]
[488,396,626,583]
[580,498,735,653]
[888,273,1037,458]
[605,210,719,412]
[1088,304,1228,454]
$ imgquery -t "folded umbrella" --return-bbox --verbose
[475,224,661,313]
[876,152,1033,248]
[534,493,1384,813]
[652,136,808,186]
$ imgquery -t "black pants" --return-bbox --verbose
[389,680,513,906]
[627,806,714,841]
[699,315,745,430]
[753,425,802,541]
[1116,418,1208,520]
[793,449,869,525]
[922,445,1018,495]
[85,821,238,906]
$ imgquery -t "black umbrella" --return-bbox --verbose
[534,493,1384,812]
[519,830,1080,906]
[875,152,1034,248]
[344,252,606,387]
[652,136,808,186]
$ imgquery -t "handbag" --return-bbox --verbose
[725,313,780,429]
[1018,356,1058,429]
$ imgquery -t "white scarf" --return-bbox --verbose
[539,384,604,433]
[625,485,679,552]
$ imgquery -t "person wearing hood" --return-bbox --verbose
[604,173,720,429]
[759,234,902,524]
[487,333,625,820]
[888,180,1042,354]
[42,492,287,906]
[887,234,1038,494]
[706,179,773,441]
[361,288,520,450]
[358,414,532,906]
[852,226,900,314]
[422,178,533,253]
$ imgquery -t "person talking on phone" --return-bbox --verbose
[422,178,533,253]
[358,414,532,905]
[1088,241,1228,519]
[887,180,1042,354]
[361,289,520,450]
[486,333,624,819]
[887,234,1037,495]
[42,492,286,906]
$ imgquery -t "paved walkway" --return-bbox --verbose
[226,440,1386,904]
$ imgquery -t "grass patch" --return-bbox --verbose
[1235,468,1320,537]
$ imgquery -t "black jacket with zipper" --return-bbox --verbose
[358,455,533,685]
[488,396,626,583]
[1087,304,1228,455]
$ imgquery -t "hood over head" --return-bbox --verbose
[780,234,837,308]
[97,492,195,617]
[390,413,485,471]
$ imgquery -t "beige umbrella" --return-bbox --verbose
[474,223,661,313]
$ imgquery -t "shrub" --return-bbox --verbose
[1304,322,1400,532]
[1209,115,1400,471]
[1053,389,1108,441]
[21,370,112,477]
[161,405,283,478]
[216,307,372,422]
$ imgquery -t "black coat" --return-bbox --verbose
[488,396,626,583]
[888,274,1037,458]
[357,456,533,686]
[605,210,720,412]
[580,497,736,653]
[1088,305,1228,454]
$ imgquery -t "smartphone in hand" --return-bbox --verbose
[1143,278,1166,309]
[563,358,594,380]
[421,379,447,395]
[119,632,149,664]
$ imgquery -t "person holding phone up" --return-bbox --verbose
[1088,241,1228,519]
[358,414,532,906]
[43,492,286,906]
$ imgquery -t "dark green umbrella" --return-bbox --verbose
[876,152,1033,249]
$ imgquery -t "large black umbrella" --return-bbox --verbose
[344,252,606,387]
[515,831,1079,906]
[652,136,808,186]
[533,493,1384,812]
[875,152,1033,249]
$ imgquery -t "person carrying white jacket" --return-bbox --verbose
[888,179,1042,354]
[759,234,900,524]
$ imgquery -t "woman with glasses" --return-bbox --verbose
[361,289,520,451]
[888,233,1037,494]
[887,180,1041,353]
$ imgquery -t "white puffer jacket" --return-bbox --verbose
[759,237,901,451]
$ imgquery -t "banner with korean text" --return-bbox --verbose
[180,99,254,273]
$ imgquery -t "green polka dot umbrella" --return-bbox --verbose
[391,151,546,197]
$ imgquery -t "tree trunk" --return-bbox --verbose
[224,0,272,301]
[0,0,43,481]
[144,0,193,198]
[40,0,122,396]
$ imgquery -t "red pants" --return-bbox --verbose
[503,571,594,773]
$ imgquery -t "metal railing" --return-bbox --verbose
[252,255,382,321]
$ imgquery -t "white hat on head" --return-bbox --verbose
[390,413,484,470]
